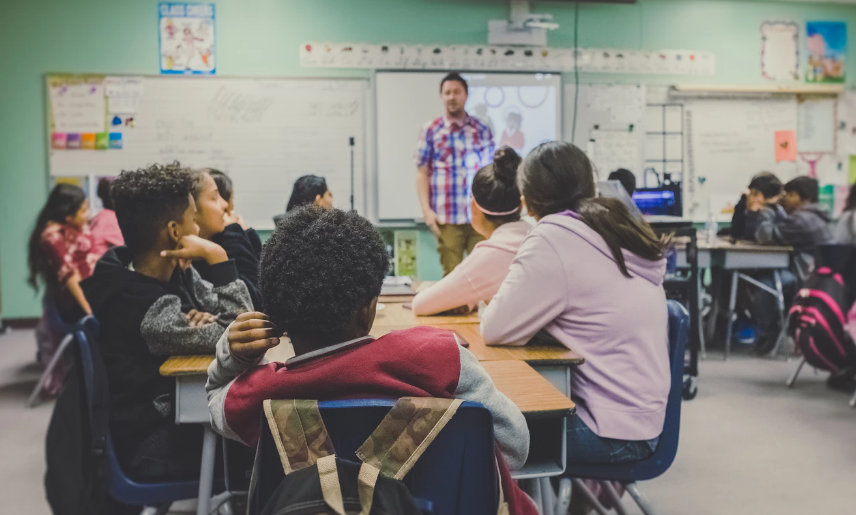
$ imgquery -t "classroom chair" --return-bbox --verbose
[73,316,208,515]
[27,299,79,408]
[559,299,689,515]
[249,399,498,515]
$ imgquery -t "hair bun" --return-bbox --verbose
[493,146,522,185]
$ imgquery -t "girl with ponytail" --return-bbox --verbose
[412,147,531,315]
[482,141,671,465]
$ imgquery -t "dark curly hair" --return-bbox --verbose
[112,162,194,254]
[260,206,389,340]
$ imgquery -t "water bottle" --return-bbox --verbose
[705,213,718,243]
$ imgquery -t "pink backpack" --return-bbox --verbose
[788,267,856,371]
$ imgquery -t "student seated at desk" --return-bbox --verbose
[190,168,262,309]
[81,164,251,496]
[412,147,530,315]
[744,176,833,352]
[28,184,97,394]
[90,177,125,257]
[272,174,333,226]
[206,206,537,515]
[738,172,784,240]
[749,176,833,276]
[481,141,669,465]
[207,168,263,257]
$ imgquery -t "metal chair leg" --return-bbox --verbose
[599,481,629,515]
[570,479,610,515]
[786,357,806,388]
[626,482,657,515]
[850,387,856,409]
[555,478,572,515]
[724,271,739,361]
[27,333,74,408]
[540,477,557,515]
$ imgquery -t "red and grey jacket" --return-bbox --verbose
[206,325,537,515]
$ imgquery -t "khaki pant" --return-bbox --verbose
[436,223,484,276]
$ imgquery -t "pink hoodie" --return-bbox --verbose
[412,221,531,315]
[481,212,670,441]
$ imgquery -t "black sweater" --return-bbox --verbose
[82,247,251,465]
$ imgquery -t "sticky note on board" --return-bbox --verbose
[109,132,123,149]
[51,133,67,150]
[849,155,856,184]
[66,133,82,149]
[95,132,109,150]
[81,133,96,150]
[775,130,797,162]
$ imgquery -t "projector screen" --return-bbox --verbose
[376,72,561,220]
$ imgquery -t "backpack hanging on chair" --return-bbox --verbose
[788,267,856,372]
[250,397,509,515]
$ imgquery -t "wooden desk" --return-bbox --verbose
[160,353,574,481]
[676,236,792,270]
[372,302,480,328]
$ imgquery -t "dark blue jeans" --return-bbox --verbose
[567,415,659,464]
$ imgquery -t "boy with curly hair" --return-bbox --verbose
[82,163,252,491]
[206,206,536,514]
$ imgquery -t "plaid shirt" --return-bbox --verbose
[414,114,495,225]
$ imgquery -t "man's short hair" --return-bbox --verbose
[784,176,820,203]
[440,72,468,94]
[748,172,782,199]
[111,162,193,254]
[259,206,389,340]
[607,168,636,196]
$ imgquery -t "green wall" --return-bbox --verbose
[2,0,855,318]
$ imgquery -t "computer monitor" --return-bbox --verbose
[633,184,682,217]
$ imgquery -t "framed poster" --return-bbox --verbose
[159,3,216,75]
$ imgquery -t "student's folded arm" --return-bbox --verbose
[411,266,480,315]
[453,343,529,471]
[189,262,253,324]
[755,210,782,245]
[480,233,567,346]
[214,225,262,309]
[773,213,817,247]
[206,323,265,444]
[140,294,233,356]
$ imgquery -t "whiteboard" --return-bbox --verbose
[685,97,799,221]
[49,76,368,229]
[563,84,647,179]
[376,72,561,220]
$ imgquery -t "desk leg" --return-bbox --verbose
[697,271,707,359]
[770,270,790,360]
[706,269,721,345]
[724,271,739,361]
[196,424,217,515]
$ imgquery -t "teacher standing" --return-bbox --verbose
[415,73,496,276]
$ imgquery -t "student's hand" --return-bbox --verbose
[423,209,441,237]
[185,309,218,328]
[746,191,765,212]
[161,235,228,265]
[224,211,249,230]
[228,312,281,362]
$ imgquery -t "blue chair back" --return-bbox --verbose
[44,298,77,336]
[251,399,498,515]
[563,299,689,482]
[73,317,201,506]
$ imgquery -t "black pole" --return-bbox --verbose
[349,136,355,212]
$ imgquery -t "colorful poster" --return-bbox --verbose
[806,21,846,83]
[761,22,799,81]
[159,3,216,75]
[775,130,797,162]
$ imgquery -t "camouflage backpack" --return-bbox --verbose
[250,397,508,515]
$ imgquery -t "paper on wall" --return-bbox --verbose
[761,22,799,80]
[837,91,856,155]
[797,97,836,153]
[50,80,106,134]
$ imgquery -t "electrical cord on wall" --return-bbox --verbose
[571,1,580,144]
